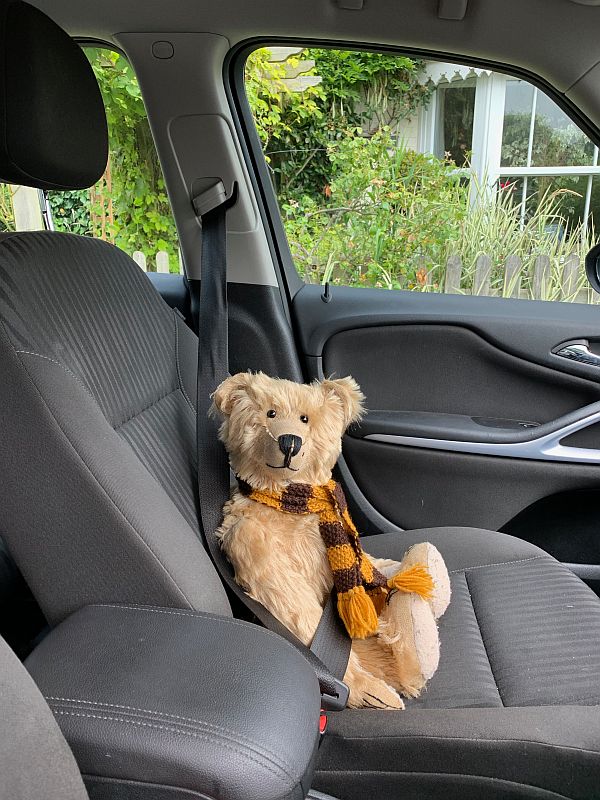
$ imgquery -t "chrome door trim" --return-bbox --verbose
[364,407,600,464]
[555,342,600,368]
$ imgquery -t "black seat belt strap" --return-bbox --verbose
[193,179,351,710]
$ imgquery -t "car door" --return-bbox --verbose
[237,45,600,585]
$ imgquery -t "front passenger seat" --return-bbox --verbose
[0,630,87,800]
[1,3,600,799]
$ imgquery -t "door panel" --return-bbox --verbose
[343,437,600,531]
[324,324,600,422]
[292,284,600,566]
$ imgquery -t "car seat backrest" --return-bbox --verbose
[0,0,230,623]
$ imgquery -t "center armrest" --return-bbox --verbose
[25,604,321,800]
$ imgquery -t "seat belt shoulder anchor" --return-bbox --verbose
[192,178,238,218]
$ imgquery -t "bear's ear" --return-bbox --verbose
[321,376,365,427]
[212,372,255,417]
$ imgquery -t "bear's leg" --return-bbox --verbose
[343,648,405,710]
[400,542,451,620]
[378,591,440,698]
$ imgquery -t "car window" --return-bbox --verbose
[45,47,179,274]
[244,47,600,303]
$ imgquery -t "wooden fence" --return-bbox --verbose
[132,250,179,274]
[441,252,594,302]
[132,248,597,304]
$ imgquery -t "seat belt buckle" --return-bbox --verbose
[320,676,349,712]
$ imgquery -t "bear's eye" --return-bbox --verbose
[266,409,276,418]
[300,414,309,424]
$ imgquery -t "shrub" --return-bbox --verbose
[281,128,467,288]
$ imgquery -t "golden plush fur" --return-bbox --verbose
[213,372,446,709]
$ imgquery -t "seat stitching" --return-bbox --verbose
[88,604,322,663]
[52,710,294,785]
[17,348,182,436]
[449,555,546,574]
[45,696,294,773]
[5,347,196,609]
[464,571,505,707]
[324,731,600,755]
[174,312,196,416]
[15,350,97,403]
[113,385,180,431]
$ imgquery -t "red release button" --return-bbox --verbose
[319,711,328,735]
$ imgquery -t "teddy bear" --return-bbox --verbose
[213,372,451,709]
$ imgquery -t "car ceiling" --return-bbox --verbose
[31,0,600,135]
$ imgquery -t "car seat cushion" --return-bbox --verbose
[314,527,600,799]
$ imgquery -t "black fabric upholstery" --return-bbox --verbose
[0,231,229,623]
[0,1,107,190]
[0,631,88,800]
[315,528,600,799]
[25,604,321,800]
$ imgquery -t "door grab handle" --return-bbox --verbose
[364,401,600,464]
[555,341,600,367]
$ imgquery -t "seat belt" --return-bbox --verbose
[192,179,351,711]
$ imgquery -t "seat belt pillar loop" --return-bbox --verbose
[192,179,237,219]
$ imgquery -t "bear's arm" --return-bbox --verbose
[219,515,327,646]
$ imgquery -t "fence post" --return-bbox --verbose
[561,254,580,301]
[156,251,170,274]
[444,254,462,294]
[11,186,44,231]
[532,255,550,300]
[132,251,146,271]
[473,254,492,296]
[503,255,522,298]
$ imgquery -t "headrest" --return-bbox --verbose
[0,1,108,190]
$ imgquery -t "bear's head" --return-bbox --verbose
[212,372,365,490]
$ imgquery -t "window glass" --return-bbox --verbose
[47,47,179,273]
[244,48,599,303]
[439,85,475,167]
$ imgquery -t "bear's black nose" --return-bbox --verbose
[278,434,302,459]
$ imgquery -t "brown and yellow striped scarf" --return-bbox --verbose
[238,478,434,639]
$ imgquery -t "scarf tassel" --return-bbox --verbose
[337,586,380,640]
[387,563,434,600]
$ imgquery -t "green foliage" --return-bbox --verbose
[90,49,178,268]
[0,184,15,231]
[282,128,467,288]
[312,49,431,127]
[48,189,91,236]
[246,48,432,201]
[49,49,179,271]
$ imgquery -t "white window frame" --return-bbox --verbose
[420,64,600,233]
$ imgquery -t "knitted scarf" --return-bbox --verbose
[238,478,434,639]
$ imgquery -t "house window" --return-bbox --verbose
[500,78,599,233]
[437,84,475,167]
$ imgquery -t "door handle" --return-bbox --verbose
[554,340,600,367]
